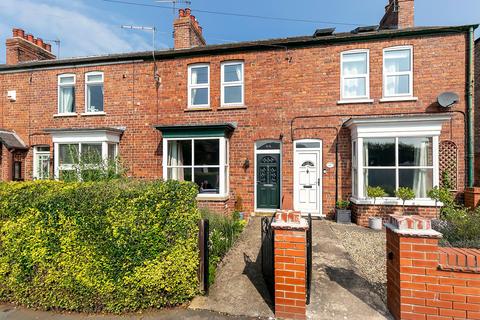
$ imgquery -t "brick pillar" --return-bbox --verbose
[385,215,443,320]
[464,187,480,209]
[272,210,308,320]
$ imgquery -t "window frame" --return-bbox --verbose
[163,137,228,197]
[57,73,76,115]
[187,64,210,108]
[33,145,51,180]
[221,61,244,106]
[340,49,370,101]
[85,71,104,114]
[383,46,413,98]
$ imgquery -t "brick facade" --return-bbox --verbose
[0,4,474,218]
[386,215,480,320]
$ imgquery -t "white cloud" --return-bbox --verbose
[0,0,154,63]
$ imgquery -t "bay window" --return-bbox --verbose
[58,74,75,114]
[221,61,244,106]
[164,137,228,196]
[341,50,369,100]
[383,46,413,98]
[346,115,450,205]
[188,64,210,108]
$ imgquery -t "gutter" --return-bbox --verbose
[467,26,475,187]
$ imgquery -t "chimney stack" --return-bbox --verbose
[173,8,206,50]
[379,0,415,30]
[5,28,56,65]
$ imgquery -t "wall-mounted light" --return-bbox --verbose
[279,133,284,140]
[243,158,250,169]
[7,90,16,102]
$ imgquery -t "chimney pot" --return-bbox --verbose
[185,8,191,16]
[179,8,185,17]
[6,29,56,64]
[26,34,34,42]
[12,28,25,38]
[45,43,52,52]
[35,38,44,47]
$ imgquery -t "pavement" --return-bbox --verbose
[307,219,393,320]
[189,217,274,319]
[0,304,258,320]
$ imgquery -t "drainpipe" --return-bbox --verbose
[467,26,475,187]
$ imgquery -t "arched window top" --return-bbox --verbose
[301,161,315,167]
[256,141,281,150]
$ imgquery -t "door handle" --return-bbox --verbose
[303,185,312,189]
[264,184,273,187]
[317,178,320,186]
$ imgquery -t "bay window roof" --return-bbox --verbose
[0,129,27,150]
[155,122,236,138]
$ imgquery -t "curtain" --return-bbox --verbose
[413,141,428,198]
[235,64,242,81]
[167,141,184,181]
[60,87,74,113]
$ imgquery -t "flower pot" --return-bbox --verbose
[369,217,383,230]
[336,209,351,224]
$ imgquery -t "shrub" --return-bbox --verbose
[199,209,246,285]
[367,186,386,204]
[395,187,415,214]
[335,200,350,210]
[0,179,200,312]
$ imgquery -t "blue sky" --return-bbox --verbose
[1,0,480,64]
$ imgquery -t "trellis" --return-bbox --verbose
[439,140,458,190]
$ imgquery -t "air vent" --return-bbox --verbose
[351,25,379,34]
[313,28,336,37]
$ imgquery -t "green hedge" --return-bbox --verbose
[0,180,200,312]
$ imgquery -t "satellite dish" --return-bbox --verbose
[437,92,459,108]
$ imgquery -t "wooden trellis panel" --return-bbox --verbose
[439,140,458,190]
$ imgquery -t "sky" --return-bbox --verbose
[1,0,480,64]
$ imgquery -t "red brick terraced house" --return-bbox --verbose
[0,0,477,225]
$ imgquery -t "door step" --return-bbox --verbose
[251,211,276,217]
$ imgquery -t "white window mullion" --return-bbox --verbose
[357,137,364,198]
[219,137,226,195]
[433,135,440,187]
[395,137,399,191]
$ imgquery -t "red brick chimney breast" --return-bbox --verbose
[379,0,414,30]
[5,28,56,65]
[173,8,206,50]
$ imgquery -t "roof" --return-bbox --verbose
[0,25,476,73]
[154,122,236,138]
[343,113,452,127]
[0,129,27,150]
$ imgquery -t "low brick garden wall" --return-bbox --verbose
[352,203,438,227]
[385,215,480,320]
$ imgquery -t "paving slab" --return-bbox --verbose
[189,217,274,319]
[307,219,393,320]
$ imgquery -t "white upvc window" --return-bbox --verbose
[58,74,76,114]
[163,137,228,197]
[33,145,51,180]
[85,72,104,113]
[221,61,244,106]
[188,64,210,108]
[346,115,450,206]
[383,46,413,98]
[341,50,370,100]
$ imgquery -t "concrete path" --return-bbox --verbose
[307,220,393,320]
[0,304,257,320]
[189,217,274,319]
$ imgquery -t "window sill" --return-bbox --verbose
[184,107,212,112]
[350,197,442,207]
[218,105,247,110]
[379,96,418,103]
[337,99,374,105]
[196,194,229,201]
[80,112,107,116]
[54,113,77,118]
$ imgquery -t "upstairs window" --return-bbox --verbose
[341,50,369,100]
[221,61,244,106]
[58,74,75,114]
[383,46,413,97]
[188,64,210,108]
[85,72,104,113]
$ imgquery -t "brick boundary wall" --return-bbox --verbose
[385,215,480,320]
[352,204,438,227]
[272,210,308,320]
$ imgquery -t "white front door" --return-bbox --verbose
[294,140,322,216]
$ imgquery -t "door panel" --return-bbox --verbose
[295,150,321,215]
[256,154,280,209]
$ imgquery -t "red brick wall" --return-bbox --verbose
[0,32,470,217]
[6,37,55,65]
[386,216,480,320]
[464,187,480,209]
[353,204,438,227]
[173,9,206,50]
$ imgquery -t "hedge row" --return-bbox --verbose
[0,180,200,312]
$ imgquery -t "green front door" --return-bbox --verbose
[256,154,280,209]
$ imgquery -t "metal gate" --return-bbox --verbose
[306,213,313,305]
[261,216,275,299]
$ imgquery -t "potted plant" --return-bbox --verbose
[367,186,387,230]
[335,200,351,224]
[395,187,415,215]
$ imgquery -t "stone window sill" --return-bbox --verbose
[218,105,247,110]
[54,113,77,118]
[184,107,212,112]
[379,96,418,103]
[350,197,442,207]
[196,194,229,201]
[337,99,374,105]
[80,112,107,116]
